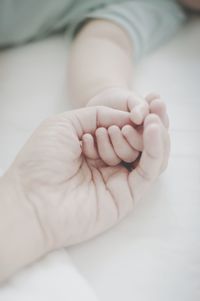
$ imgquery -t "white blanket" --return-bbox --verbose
[0,251,98,301]
[0,17,200,301]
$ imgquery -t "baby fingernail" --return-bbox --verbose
[134,106,143,117]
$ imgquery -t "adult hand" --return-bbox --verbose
[9,106,168,248]
[0,106,169,281]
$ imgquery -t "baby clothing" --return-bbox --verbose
[0,0,186,59]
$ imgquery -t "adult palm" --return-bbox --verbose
[10,106,165,250]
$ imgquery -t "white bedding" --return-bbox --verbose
[0,17,200,301]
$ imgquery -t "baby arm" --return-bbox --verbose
[68,19,168,128]
[68,19,134,107]
[68,1,186,109]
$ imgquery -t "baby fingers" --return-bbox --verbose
[95,127,121,166]
[82,133,99,160]
[121,125,143,151]
[108,126,139,163]
[82,121,143,167]
[95,126,140,166]
[127,93,149,125]
[145,92,169,128]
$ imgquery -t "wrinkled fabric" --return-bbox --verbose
[0,0,186,59]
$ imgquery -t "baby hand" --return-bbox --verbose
[87,87,169,168]
[87,87,169,128]
[87,87,149,125]
[82,124,142,166]
[82,113,170,175]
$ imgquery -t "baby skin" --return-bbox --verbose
[0,93,169,282]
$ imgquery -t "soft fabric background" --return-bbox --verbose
[0,16,199,301]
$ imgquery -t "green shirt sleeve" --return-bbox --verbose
[67,0,187,60]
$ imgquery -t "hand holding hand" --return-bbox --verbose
[0,104,169,281]
[87,87,170,169]
[8,106,169,250]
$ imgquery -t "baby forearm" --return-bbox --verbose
[68,19,134,107]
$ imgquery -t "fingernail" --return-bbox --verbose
[134,105,143,119]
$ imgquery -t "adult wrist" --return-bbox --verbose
[0,169,48,282]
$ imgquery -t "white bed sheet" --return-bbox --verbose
[0,17,200,301]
